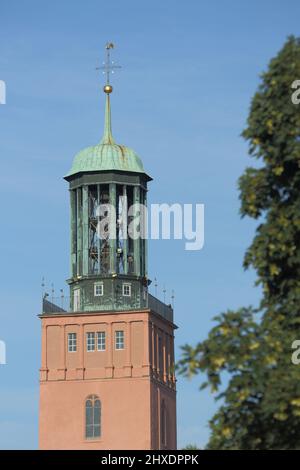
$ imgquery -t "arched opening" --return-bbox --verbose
[160,399,167,448]
[85,395,101,439]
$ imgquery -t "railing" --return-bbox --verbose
[42,292,173,322]
[42,297,68,314]
[148,293,173,322]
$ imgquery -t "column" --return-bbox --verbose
[151,322,155,375]
[167,334,172,384]
[82,185,89,275]
[153,324,158,377]
[40,324,48,381]
[97,184,101,274]
[122,185,128,274]
[76,188,83,276]
[109,183,117,273]
[133,185,141,276]
[157,328,161,379]
[105,322,114,378]
[163,331,168,383]
[142,318,151,376]
[170,334,175,386]
[76,323,84,380]
[124,321,132,377]
[70,190,77,278]
[143,189,148,278]
[58,324,66,380]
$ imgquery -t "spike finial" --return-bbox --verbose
[97,42,121,94]
[97,43,122,144]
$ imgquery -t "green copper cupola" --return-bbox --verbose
[65,43,151,313]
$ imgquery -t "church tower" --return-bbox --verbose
[39,44,177,450]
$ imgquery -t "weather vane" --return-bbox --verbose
[97,42,121,94]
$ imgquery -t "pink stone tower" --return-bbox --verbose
[39,43,177,450]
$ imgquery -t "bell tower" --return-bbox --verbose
[66,86,149,314]
[39,44,177,450]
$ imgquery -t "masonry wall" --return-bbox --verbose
[39,309,176,450]
[39,378,151,450]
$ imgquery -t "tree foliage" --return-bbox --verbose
[177,36,300,449]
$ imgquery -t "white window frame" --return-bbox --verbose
[94,282,103,297]
[97,331,106,351]
[115,330,125,350]
[122,283,131,297]
[86,332,95,352]
[68,333,77,353]
[73,288,81,311]
[143,287,147,301]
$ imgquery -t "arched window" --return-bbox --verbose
[85,395,101,439]
[160,399,167,448]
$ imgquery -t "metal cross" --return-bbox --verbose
[97,42,121,85]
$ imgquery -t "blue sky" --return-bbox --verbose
[0,0,299,449]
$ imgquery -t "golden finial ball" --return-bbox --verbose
[103,84,113,94]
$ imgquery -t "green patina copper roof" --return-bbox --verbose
[65,95,148,178]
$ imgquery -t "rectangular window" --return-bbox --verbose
[68,333,77,352]
[94,282,103,297]
[122,283,131,297]
[73,288,81,311]
[86,332,95,352]
[97,332,106,351]
[143,287,147,301]
[115,330,124,350]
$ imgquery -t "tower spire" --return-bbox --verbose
[98,42,121,145]
[101,91,114,144]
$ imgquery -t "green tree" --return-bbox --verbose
[182,444,200,450]
[178,36,300,450]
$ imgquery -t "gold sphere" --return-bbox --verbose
[103,84,113,94]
